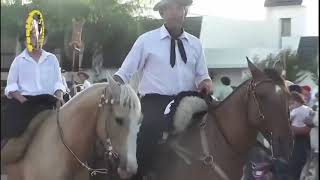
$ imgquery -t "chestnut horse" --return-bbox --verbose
[147,59,293,180]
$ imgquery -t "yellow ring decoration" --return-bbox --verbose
[25,10,45,52]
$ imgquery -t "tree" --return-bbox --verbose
[1,0,205,72]
[1,0,142,69]
[256,49,319,84]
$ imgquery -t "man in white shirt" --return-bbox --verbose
[2,18,65,140]
[113,0,213,178]
[213,76,233,101]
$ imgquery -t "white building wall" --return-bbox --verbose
[303,0,319,36]
[281,37,301,50]
[200,3,318,87]
[200,4,311,69]
[200,16,279,49]
[266,5,307,37]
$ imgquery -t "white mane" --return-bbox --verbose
[63,83,140,115]
[119,84,141,115]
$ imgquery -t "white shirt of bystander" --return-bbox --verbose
[290,105,315,127]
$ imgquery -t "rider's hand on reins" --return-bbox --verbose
[54,90,65,107]
[198,79,213,96]
[57,97,65,106]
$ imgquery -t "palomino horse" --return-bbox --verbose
[2,73,142,180]
[148,59,293,180]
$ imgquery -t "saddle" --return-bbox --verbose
[1,109,54,165]
[162,91,218,136]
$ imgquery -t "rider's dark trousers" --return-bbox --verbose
[1,94,57,139]
[134,94,174,178]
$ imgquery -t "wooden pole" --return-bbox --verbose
[69,18,85,97]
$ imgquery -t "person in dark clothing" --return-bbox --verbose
[289,92,313,180]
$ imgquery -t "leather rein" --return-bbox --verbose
[56,86,118,176]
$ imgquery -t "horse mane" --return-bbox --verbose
[263,68,285,86]
[63,83,141,115]
[119,84,141,114]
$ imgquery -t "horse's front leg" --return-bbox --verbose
[6,163,23,180]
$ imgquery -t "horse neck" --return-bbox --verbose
[61,87,103,160]
[210,81,258,155]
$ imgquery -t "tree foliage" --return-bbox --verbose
[1,0,203,71]
[256,49,319,84]
[1,0,145,69]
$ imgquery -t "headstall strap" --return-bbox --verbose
[99,87,111,107]
[104,138,118,159]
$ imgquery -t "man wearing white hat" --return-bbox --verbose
[114,0,213,178]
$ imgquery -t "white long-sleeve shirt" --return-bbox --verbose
[290,105,314,127]
[115,25,210,96]
[5,49,66,98]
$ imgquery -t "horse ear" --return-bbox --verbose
[246,57,263,81]
[106,72,121,101]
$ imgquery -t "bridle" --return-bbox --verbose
[247,79,281,159]
[247,79,273,121]
[56,86,118,176]
[247,79,292,172]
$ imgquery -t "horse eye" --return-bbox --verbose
[115,118,124,126]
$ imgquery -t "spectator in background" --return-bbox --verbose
[289,92,314,180]
[213,76,233,101]
[285,80,294,87]
[301,85,312,106]
[311,92,319,111]
[289,84,303,94]
[77,71,91,90]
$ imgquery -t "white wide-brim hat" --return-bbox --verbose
[153,0,193,11]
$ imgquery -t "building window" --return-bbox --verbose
[281,18,291,37]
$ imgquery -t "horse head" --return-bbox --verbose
[95,72,142,179]
[246,57,293,162]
